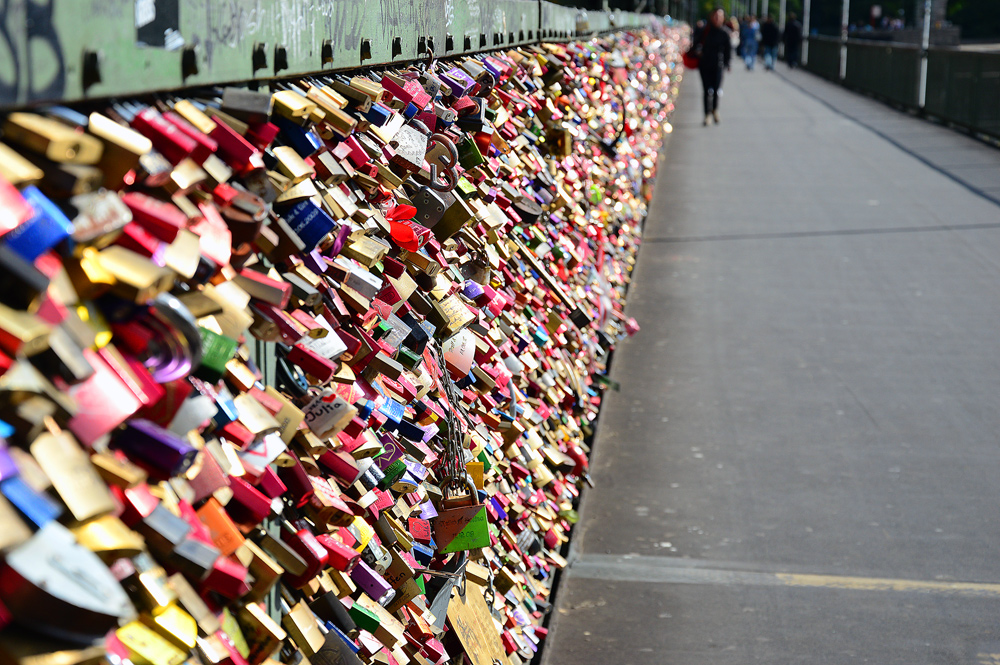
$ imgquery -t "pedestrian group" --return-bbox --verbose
[688,9,803,126]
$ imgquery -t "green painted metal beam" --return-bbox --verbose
[0,0,654,110]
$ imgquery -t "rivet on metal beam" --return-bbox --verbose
[519,30,525,42]
[464,35,472,51]
[417,36,427,54]
[493,32,500,45]
[445,33,454,52]
[427,37,435,52]
[479,33,487,48]
[360,39,373,61]
[508,31,515,43]
[252,43,267,72]
[321,39,333,65]
[274,44,288,73]
[82,49,103,90]
[392,37,402,58]
[181,45,199,78]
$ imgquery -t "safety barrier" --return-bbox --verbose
[805,35,841,82]
[805,34,1000,141]
[844,41,921,108]
[0,0,653,110]
[925,49,1000,138]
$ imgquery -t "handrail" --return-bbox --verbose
[0,0,655,110]
[808,34,920,49]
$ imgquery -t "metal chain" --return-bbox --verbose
[429,339,469,491]
[429,340,506,606]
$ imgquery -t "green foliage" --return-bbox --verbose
[695,0,801,20]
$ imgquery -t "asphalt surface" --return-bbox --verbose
[541,63,1000,665]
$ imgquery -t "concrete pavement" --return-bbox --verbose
[541,63,1000,664]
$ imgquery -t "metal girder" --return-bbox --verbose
[0,0,653,110]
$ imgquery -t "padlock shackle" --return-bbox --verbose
[426,133,459,192]
[441,475,479,503]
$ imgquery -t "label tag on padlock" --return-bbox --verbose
[302,391,357,439]
[446,580,511,665]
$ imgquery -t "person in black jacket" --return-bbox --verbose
[694,8,732,126]
[760,15,780,71]
[782,13,803,69]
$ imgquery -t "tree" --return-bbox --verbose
[695,0,800,19]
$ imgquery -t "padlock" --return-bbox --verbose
[459,250,491,285]
[432,477,489,554]
[30,427,115,522]
[0,521,136,642]
[279,518,329,588]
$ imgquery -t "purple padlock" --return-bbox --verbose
[112,419,198,478]
[462,280,485,301]
[349,559,395,606]
[403,458,428,482]
[0,445,18,482]
[443,68,476,97]
[303,249,328,275]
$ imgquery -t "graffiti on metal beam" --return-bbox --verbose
[0,0,67,104]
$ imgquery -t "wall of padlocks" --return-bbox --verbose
[0,21,684,665]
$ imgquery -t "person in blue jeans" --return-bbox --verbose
[740,15,760,70]
[760,15,780,71]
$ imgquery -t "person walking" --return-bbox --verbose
[760,15,780,71]
[694,8,732,126]
[740,15,760,70]
[729,16,742,59]
[782,12,803,69]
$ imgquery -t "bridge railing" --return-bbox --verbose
[0,0,657,110]
[805,35,1000,141]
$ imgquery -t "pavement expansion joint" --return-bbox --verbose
[569,553,1000,598]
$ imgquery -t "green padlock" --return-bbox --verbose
[456,136,485,170]
[433,477,490,554]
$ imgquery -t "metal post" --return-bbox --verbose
[802,0,811,65]
[918,0,931,107]
[751,0,757,17]
[840,0,850,79]
[731,0,737,18]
